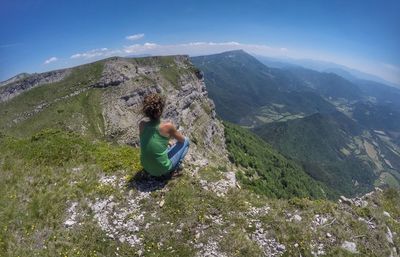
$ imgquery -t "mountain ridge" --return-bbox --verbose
[191,50,337,127]
[255,54,400,89]
[0,53,399,256]
[192,50,400,195]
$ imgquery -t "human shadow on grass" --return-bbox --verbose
[126,169,181,193]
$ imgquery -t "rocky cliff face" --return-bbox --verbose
[0,69,71,102]
[0,73,30,87]
[0,55,226,164]
[97,56,227,163]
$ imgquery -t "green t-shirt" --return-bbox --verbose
[140,120,172,176]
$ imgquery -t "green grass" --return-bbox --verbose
[126,55,185,89]
[159,56,198,90]
[0,130,142,256]
[198,166,225,182]
[376,172,400,188]
[224,121,332,199]
[381,189,400,220]
[0,130,263,257]
[253,112,377,197]
[219,228,263,256]
[0,129,398,256]
[0,61,104,138]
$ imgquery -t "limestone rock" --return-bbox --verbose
[0,69,71,102]
[383,211,391,218]
[386,226,394,244]
[341,241,358,253]
[339,196,353,205]
[98,56,227,162]
[64,202,79,228]
[291,214,302,222]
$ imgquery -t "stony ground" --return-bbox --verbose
[62,159,399,257]
[0,127,399,257]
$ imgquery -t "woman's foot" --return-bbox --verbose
[170,163,184,178]
[171,170,183,178]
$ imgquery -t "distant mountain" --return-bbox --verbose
[194,50,400,195]
[191,50,336,126]
[355,79,400,108]
[353,101,400,132]
[322,67,358,81]
[192,50,397,127]
[255,55,400,89]
[0,72,30,87]
[284,66,362,100]
[194,50,400,134]
[252,55,299,69]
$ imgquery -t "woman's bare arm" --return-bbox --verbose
[161,122,185,143]
[170,125,185,143]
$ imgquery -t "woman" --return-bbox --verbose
[139,93,190,177]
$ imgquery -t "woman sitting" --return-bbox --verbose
[139,93,190,177]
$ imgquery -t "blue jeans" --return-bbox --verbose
[167,137,190,171]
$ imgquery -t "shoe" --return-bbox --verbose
[171,170,183,178]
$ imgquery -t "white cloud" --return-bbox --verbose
[68,42,286,63]
[66,41,400,86]
[44,56,58,64]
[70,48,121,59]
[126,33,145,41]
[122,41,285,57]
[144,42,157,47]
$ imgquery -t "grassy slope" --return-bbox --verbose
[224,122,335,199]
[253,112,377,197]
[0,130,399,256]
[0,55,200,140]
[0,62,105,139]
[125,55,199,90]
[0,130,141,256]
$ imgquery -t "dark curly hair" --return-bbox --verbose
[142,93,165,120]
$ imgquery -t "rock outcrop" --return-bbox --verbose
[97,56,227,162]
[0,72,30,87]
[0,69,71,102]
[0,55,227,163]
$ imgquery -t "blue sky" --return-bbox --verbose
[1,0,399,84]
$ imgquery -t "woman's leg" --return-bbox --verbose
[167,137,190,171]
